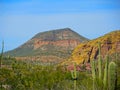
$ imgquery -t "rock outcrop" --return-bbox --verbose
[34,39,80,50]
[72,30,120,64]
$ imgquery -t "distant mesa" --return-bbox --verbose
[5,28,89,64]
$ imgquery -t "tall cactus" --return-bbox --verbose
[108,62,117,90]
[91,60,96,79]
[91,60,96,90]
[98,42,102,81]
[71,62,77,90]
[71,62,77,80]
[91,42,117,90]
[103,55,109,90]
[0,41,4,68]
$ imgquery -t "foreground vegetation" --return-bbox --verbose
[0,41,120,90]
[0,54,120,90]
[0,58,89,90]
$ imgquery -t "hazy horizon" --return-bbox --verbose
[0,0,120,51]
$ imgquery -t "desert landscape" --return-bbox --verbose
[0,0,120,90]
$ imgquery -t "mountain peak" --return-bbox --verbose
[32,28,88,42]
[5,28,88,64]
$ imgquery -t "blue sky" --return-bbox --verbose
[0,0,120,51]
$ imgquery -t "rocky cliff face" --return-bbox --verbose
[5,28,88,64]
[34,39,80,50]
[72,30,120,64]
[32,28,88,50]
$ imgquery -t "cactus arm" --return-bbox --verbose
[71,63,77,80]
[103,55,109,90]
[91,60,96,90]
[108,62,117,90]
[70,62,77,90]
[98,42,102,81]
[74,63,77,79]
[91,60,96,79]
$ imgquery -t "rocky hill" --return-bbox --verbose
[72,30,120,64]
[5,28,88,64]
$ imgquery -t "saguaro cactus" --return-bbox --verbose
[91,60,96,90]
[108,62,117,90]
[0,41,4,68]
[103,55,109,90]
[71,63,77,80]
[91,42,117,90]
[91,60,96,79]
[98,42,102,81]
[71,62,77,90]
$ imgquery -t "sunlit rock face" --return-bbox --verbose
[72,30,120,64]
